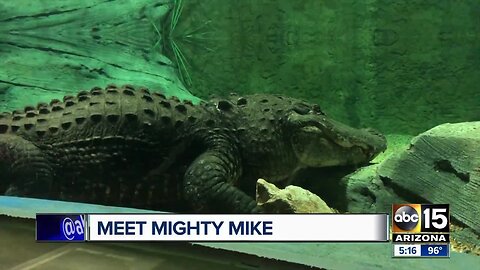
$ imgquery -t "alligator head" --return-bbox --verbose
[285,101,387,168]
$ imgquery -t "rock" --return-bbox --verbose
[342,164,407,214]
[341,125,480,254]
[342,134,413,214]
[378,122,480,235]
[256,179,335,213]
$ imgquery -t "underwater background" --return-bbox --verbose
[1,0,479,136]
[0,0,480,266]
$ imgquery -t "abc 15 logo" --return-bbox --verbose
[392,204,450,233]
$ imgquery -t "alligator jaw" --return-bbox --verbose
[288,113,387,168]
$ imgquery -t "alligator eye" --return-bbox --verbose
[293,103,311,115]
[312,104,323,114]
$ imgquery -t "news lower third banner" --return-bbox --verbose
[36,213,389,242]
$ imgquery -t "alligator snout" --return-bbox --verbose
[362,127,387,156]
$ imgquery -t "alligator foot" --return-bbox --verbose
[183,136,260,213]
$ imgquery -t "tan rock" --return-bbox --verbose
[256,178,335,213]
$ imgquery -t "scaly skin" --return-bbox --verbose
[0,84,386,213]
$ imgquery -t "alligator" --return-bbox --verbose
[0,85,386,213]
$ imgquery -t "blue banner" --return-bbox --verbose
[36,214,86,242]
[420,244,449,257]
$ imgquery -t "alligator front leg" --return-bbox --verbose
[0,135,53,197]
[184,137,260,213]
